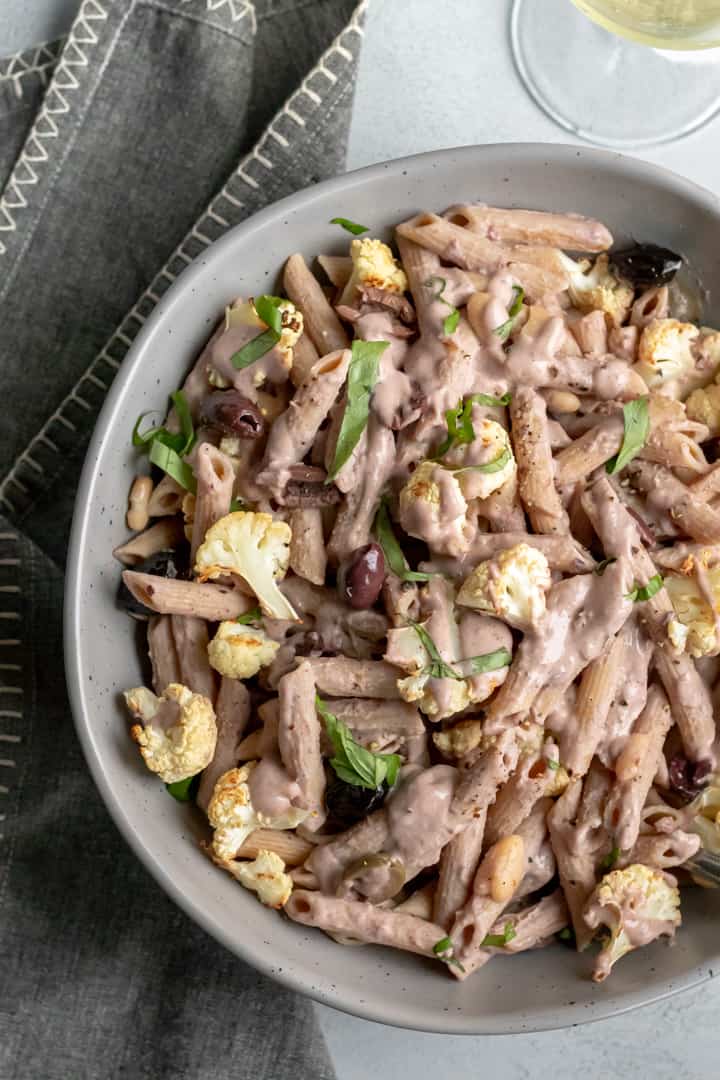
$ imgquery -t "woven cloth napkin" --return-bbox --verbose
[0,2,368,1076]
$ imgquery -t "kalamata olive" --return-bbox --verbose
[199,391,265,439]
[324,774,387,830]
[609,243,682,288]
[117,549,187,618]
[668,753,712,801]
[340,543,385,610]
[339,852,406,902]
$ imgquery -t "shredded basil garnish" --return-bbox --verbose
[594,557,616,576]
[316,694,401,790]
[462,647,512,675]
[132,390,195,456]
[330,216,368,235]
[229,497,245,512]
[326,340,389,483]
[236,606,262,625]
[435,393,512,459]
[165,774,200,802]
[433,936,466,973]
[373,499,435,583]
[605,396,650,475]
[625,573,664,603]
[411,623,462,680]
[230,295,285,370]
[443,308,460,336]
[424,275,460,338]
[547,758,560,772]
[148,439,197,493]
[493,285,525,341]
[600,845,621,871]
[453,442,512,476]
[480,922,517,948]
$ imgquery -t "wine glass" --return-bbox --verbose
[511,0,720,147]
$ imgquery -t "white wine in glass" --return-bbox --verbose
[511,0,720,146]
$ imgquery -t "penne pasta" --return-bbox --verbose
[283,253,349,354]
[442,204,612,251]
[510,387,568,534]
[122,571,255,621]
[190,443,234,561]
[433,814,486,930]
[113,517,186,565]
[289,507,327,586]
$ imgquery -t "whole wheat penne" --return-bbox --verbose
[394,882,436,920]
[236,729,264,761]
[486,890,569,956]
[650,542,720,571]
[442,204,612,251]
[197,678,250,812]
[626,461,720,543]
[608,324,639,362]
[510,387,568,534]
[484,740,561,847]
[619,828,700,871]
[236,828,314,866]
[147,474,185,517]
[604,684,673,851]
[475,471,527,532]
[190,443,234,561]
[317,253,352,289]
[325,698,424,741]
[122,571,254,621]
[571,310,608,355]
[434,814,487,930]
[691,463,720,503]
[283,253,349,354]
[425,532,595,577]
[306,657,401,699]
[289,507,327,586]
[561,634,625,778]
[285,891,446,957]
[630,285,669,328]
[147,615,181,694]
[554,415,624,487]
[597,618,652,766]
[113,518,186,565]
[170,614,215,700]
[290,330,321,388]
[451,728,522,821]
[328,417,396,562]
[653,645,715,763]
[278,661,325,831]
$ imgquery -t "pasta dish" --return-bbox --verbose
[115,203,720,983]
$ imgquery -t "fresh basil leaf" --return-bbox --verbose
[461,647,512,675]
[547,758,560,771]
[433,936,466,973]
[317,694,401,791]
[625,573,664,603]
[373,499,435,583]
[594,557,616,576]
[470,392,512,408]
[425,276,448,301]
[330,216,369,235]
[493,285,525,341]
[443,308,460,336]
[411,623,462,680]
[230,295,285,370]
[557,927,574,942]
[236,606,262,625]
[169,390,196,455]
[132,411,166,448]
[480,922,517,948]
[600,845,621,871]
[434,397,475,459]
[165,773,200,802]
[149,438,197,493]
[326,340,388,483]
[605,396,650,475]
[229,497,245,512]
[454,442,512,476]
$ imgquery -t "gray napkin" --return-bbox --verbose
[0,1,367,1076]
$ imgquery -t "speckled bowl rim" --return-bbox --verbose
[65,143,720,1034]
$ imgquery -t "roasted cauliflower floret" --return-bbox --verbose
[686,382,720,436]
[560,252,634,327]
[687,778,720,855]
[339,237,408,307]
[632,317,711,400]
[384,621,469,720]
[221,849,293,908]
[398,460,472,557]
[207,621,279,679]
[433,717,484,759]
[443,415,516,501]
[124,683,216,784]
[207,764,308,862]
[457,543,551,631]
[194,510,297,621]
[227,297,303,364]
[664,553,720,657]
[584,864,681,982]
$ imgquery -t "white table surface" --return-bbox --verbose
[4,2,720,1078]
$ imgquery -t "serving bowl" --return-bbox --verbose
[66,143,720,1034]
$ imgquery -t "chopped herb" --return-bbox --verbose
[170,390,196,455]
[600,845,621,871]
[557,926,576,946]
[326,340,388,483]
[424,275,460,338]
[493,285,525,342]
[411,623,462,680]
[605,396,650,475]
[435,394,512,460]
[230,295,285,370]
[462,647,512,675]
[625,574,664,603]
[594,557,617,576]
[165,773,200,802]
[330,216,368,235]
[453,442,512,476]
[471,392,512,408]
[236,606,262,625]
[229,497,245,512]
[149,438,197,493]
[373,499,435,582]
[480,922,517,948]
[132,390,195,457]
[443,308,460,336]
[433,936,466,973]
[547,758,560,771]
[316,694,401,790]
